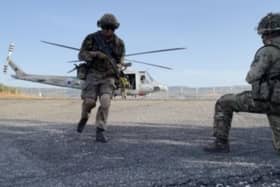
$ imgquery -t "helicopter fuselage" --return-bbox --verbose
[7,59,167,96]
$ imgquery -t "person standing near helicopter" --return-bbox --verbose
[76,13,125,143]
[119,75,130,99]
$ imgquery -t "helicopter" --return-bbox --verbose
[3,42,185,96]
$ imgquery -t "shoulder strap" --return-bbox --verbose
[92,32,120,78]
[93,33,114,58]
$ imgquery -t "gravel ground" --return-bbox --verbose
[0,98,280,187]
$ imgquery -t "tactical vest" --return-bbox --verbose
[89,32,122,72]
[252,45,280,104]
[77,32,124,80]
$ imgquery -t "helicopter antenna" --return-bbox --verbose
[3,43,15,74]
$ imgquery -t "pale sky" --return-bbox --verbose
[0,0,280,88]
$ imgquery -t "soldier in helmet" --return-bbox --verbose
[76,13,125,143]
[204,13,280,153]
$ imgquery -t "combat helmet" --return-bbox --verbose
[257,13,280,35]
[97,13,120,30]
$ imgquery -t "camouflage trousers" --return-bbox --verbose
[213,91,280,152]
[80,74,115,130]
[120,87,127,99]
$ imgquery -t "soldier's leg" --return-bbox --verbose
[95,80,114,142]
[267,114,280,154]
[124,88,127,99]
[205,91,267,153]
[204,94,237,153]
[77,81,98,133]
[121,88,125,99]
[77,98,96,133]
[96,93,111,130]
[213,92,248,138]
[81,98,96,119]
[95,93,111,142]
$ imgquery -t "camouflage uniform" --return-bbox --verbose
[205,13,280,153]
[77,14,125,142]
[119,76,130,99]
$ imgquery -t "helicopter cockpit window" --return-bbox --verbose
[145,72,154,82]
[140,75,146,83]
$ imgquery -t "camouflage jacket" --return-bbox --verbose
[246,37,280,102]
[246,37,280,84]
[78,31,125,77]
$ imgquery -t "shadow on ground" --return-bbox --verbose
[0,119,280,187]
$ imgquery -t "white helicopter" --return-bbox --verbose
[4,42,185,96]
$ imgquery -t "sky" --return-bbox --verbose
[0,0,280,88]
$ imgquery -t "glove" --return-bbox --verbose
[89,51,107,60]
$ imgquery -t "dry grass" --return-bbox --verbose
[0,92,40,99]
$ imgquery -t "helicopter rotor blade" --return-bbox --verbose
[66,59,171,70]
[125,59,172,70]
[67,64,78,73]
[125,47,186,57]
[67,60,81,63]
[41,40,179,70]
[41,40,186,57]
[41,40,80,51]
[67,68,76,73]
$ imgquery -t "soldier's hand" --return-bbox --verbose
[79,51,93,62]
[117,63,123,69]
[89,51,107,60]
[96,52,107,60]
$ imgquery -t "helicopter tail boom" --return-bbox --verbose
[8,59,27,77]
[5,43,27,77]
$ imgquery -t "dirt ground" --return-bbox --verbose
[0,98,280,186]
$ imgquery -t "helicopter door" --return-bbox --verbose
[125,73,136,90]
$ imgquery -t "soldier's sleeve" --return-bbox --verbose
[78,34,94,61]
[246,47,274,84]
[117,38,125,65]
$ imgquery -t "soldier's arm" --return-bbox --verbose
[246,47,275,84]
[116,39,126,65]
[78,34,94,62]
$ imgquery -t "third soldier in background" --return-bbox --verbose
[204,13,280,154]
[76,13,125,143]
[119,75,130,99]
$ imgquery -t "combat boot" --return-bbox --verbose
[77,118,88,133]
[203,138,230,153]
[96,127,108,143]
